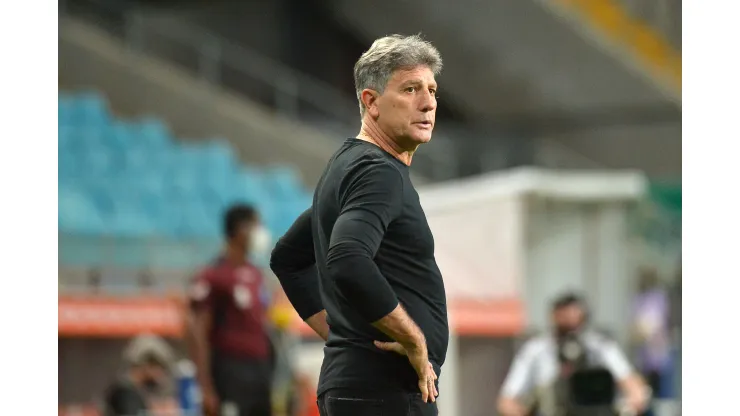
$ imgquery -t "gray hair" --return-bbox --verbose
[123,334,174,369]
[353,34,443,116]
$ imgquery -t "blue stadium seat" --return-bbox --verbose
[108,122,136,151]
[58,91,315,268]
[58,149,78,180]
[60,127,106,150]
[170,168,202,200]
[202,140,238,169]
[80,145,115,176]
[262,166,304,202]
[59,187,106,234]
[108,204,159,238]
[71,91,110,127]
[136,118,172,149]
[58,95,73,125]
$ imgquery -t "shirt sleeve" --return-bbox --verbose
[326,160,403,323]
[105,384,145,416]
[600,339,634,381]
[270,207,323,320]
[189,268,218,311]
[500,339,539,398]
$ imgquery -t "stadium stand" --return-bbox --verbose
[58,90,313,269]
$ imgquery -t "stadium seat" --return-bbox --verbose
[58,91,313,268]
[59,187,106,235]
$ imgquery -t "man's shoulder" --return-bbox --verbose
[331,151,403,196]
[582,329,618,349]
[519,333,552,355]
[343,147,401,174]
[194,262,221,281]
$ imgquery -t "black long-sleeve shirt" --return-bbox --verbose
[270,138,449,395]
[104,377,148,416]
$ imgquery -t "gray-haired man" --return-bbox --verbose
[270,34,447,416]
[104,334,174,416]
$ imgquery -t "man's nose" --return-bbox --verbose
[420,92,436,112]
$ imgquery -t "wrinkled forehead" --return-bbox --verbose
[387,65,437,87]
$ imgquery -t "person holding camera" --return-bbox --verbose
[497,293,650,416]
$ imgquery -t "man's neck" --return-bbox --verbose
[357,121,414,166]
[224,245,247,265]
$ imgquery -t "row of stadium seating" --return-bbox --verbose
[59,91,312,246]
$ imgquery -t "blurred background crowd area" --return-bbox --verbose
[57,0,681,415]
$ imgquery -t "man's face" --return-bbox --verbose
[141,364,167,392]
[234,219,258,253]
[552,304,586,335]
[366,66,438,149]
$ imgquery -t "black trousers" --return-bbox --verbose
[637,370,663,416]
[211,355,273,416]
[317,388,438,416]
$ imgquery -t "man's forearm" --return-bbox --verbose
[497,397,528,416]
[305,309,329,341]
[619,373,651,412]
[372,304,426,352]
[192,336,213,390]
[185,314,214,392]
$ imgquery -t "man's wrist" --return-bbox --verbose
[401,333,427,354]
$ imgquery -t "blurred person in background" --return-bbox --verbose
[104,334,174,416]
[498,293,649,416]
[631,268,672,416]
[186,204,275,416]
[270,34,446,416]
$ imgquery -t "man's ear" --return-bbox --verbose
[361,89,380,118]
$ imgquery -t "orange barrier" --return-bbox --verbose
[58,295,184,337]
[58,405,99,416]
[555,0,681,92]
[59,293,525,338]
[59,399,178,416]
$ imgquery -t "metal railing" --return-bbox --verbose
[61,0,359,126]
[125,17,361,127]
[59,0,470,180]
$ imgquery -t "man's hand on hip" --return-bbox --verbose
[374,340,438,403]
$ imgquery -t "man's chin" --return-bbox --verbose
[397,132,432,149]
[412,133,433,144]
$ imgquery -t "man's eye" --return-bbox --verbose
[405,87,416,93]
[429,89,437,97]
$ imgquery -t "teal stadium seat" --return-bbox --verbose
[58,91,312,268]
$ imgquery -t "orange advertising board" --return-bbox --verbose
[59,293,524,338]
[59,399,178,416]
[58,295,184,337]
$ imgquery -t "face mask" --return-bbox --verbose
[142,378,160,393]
[555,325,580,338]
[250,225,272,258]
